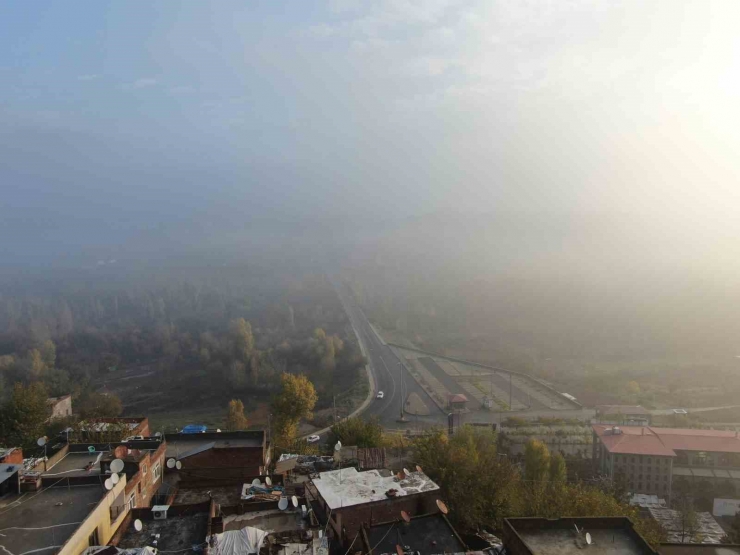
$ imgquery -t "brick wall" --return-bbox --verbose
[0,448,23,465]
[123,443,166,509]
[178,447,264,481]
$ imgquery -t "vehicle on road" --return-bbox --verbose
[673,408,688,414]
[376,391,384,399]
[307,435,321,443]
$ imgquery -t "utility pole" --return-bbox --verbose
[333,395,337,423]
[399,362,405,420]
[509,372,512,410]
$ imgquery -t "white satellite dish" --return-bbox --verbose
[252,478,261,486]
[111,473,120,485]
[37,436,47,447]
[110,459,125,473]
[403,468,410,477]
[155,432,162,437]
[265,476,272,486]
[134,519,143,532]
[175,461,182,470]
[216,429,221,433]
[278,498,289,511]
[291,495,298,508]
[104,478,113,490]
[586,533,592,546]
[334,442,341,452]
[166,458,176,469]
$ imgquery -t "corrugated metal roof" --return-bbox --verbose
[593,425,740,456]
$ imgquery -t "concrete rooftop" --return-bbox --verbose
[45,452,103,477]
[517,528,647,555]
[0,485,104,555]
[117,513,209,554]
[312,468,439,510]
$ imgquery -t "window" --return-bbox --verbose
[88,528,100,547]
[153,462,161,481]
[127,492,136,510]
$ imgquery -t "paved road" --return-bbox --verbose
[334,283,443,429]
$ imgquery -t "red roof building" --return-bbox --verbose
[592,425,740,502]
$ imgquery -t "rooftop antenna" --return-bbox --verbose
[334,442,343,484]
[436,500,448,515]
[134,519,143,532]
[292,495,299,508]
[166,458,176,469]
[278,497,289,511]
[37,436,48,460]
[110,459,125,474]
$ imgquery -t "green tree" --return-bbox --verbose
[626,380,641,396]
[230,318,254,362]
[27,349,45,379]
[549,452,567,482]
[272,373,318,444]
[524,438,551,482]
[40,339,56,369]
[329,417,383,448]
[76,390,123,419]
[0,382,49,450]
[225,399,249,431]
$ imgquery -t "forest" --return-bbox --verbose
[0,261,367,444]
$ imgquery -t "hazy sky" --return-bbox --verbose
[2,0,739,262]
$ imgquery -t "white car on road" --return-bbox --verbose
[307,435,321,443]
[376,391,384,399]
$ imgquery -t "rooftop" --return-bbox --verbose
[45,452,103,477]
[365,514,466,555]
[593,425,740,457]
[312,468,439,510]
[222,508,308,534]
[117,512,209,554]
[647,508,726,544]
[79,418,145,432]
[173,485,244,506]
[164,431,263,460]
[596,405,651,416]
[0,463,21,487]
[47,394,72,404]
[0,485,104,555]
[0,447,19,459]
[504,517,657,555]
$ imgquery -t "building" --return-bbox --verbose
[164,430,268,483]
[309,467,440,543]
[44,439,166,513]
[47,394,73,420]
[596,405,652,426]
[593,425,740,500]
[502,517,658,555]
[72,417,150,443]
[449,393,468,411]
[0,463,20,496]
[0,472,129,555]
[0,446,23,464]
[647,508,726,544]
[360,512,467,554]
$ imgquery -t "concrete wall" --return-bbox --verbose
[58,475,129,555]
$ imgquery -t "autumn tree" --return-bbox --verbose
[40,339,56,369]
[524,438,551,482]
[76,390,123,419]
[0,382,49,450]
[271,373,318,444]
[225,399,249,431]
[230,318,254,362]
[27,349,45,379]
[549,452,567,482]
[329,417,383,448]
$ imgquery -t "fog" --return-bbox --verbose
[2,1,740,365]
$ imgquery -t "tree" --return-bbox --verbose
[230,318,254,362]
[271,373,318,444]
[40,340,56,369]
[524,438,551,482]
[673,488,702,543]
[225,399,249,431]
[27,349,45,379]
[76,390,123,419]
[549,452,567,482]
[0,382,49,450]
[722,511,740,543]
[329,417,383,448]
[626,380,641,396]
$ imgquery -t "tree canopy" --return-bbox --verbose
[271,373,318,444]
[225,399,249,431]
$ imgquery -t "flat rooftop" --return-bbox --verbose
[593,425,740,456]
[505,518,656,555]
[0,485,104,555]
[45,452,103,477]
[223,508,307,534]
[312,468,439,510]
[164,434,263,460]
[174,485,244,506]
[117,513,209,554]
[366,514,465,554]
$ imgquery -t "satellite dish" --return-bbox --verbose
[278,498,289,511]
[111,473,120,484]
[104,478,113,490]
[265,456,270,466]
[155,432,162,437]
[415,465,422,473]
[265,476,272,486]
[134,519,143,532]
[395,545,404,555]
[334,442,341,452]
[292,495,298,508]
[175,461,182,470]
[436,500,449,515]
[166,458,176,469]
[586,533,592,545]
[403,468,410,477]
[88,446,96,453]
[252,478,261,486]
[401,510,411,523]
[110,459,124,473]
[216,429,221,433]
[37,436,47,447]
